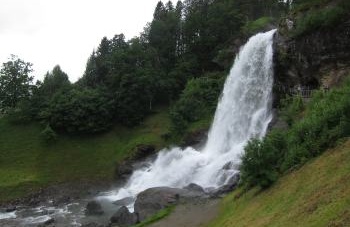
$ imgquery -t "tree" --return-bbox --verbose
[0,55,33,111]
[41,65,70,97]
[48,87,114,133]
[29,65,70,119]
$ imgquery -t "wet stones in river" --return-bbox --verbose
[110,206,137,227]
[81,222,105,227]
[37,217,55,226]
[85,200,104,216]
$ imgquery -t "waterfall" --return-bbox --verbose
[0,29,277,226]
[101,29,277,209]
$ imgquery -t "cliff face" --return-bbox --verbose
[274,15,350,90]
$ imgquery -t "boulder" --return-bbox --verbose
[37,217,55,226]
[133,144,156,160]
[183,183,205,193]
[222,161,233,170]
[209,173,240,197]
[5,206,16,212]
[115,162,133,178]
[113,197,135,207]
[182,129,208,147]
[81,222,104,227]
[110,206,138,227]
[134,187,205,222]
[85,200,104,216]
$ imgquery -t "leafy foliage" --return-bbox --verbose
[292,5,347,37]
[170,73,225,134]
[241,131,285,188]
[241,78,350,188]
[1,0,289,135]
[48,87,114,133]
[0,55,33,111]
[279,95,304,126]
[40,124,57,143]
[242,17,273,35]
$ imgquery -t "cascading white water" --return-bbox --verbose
[0,30,276,226]
[100,29,277,209]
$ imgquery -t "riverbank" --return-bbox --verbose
[0,107,172,203]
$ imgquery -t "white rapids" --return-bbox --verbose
[100,29,277,210]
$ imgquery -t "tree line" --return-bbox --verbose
[0,0,289,137]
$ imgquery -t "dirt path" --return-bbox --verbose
[149,199,220,227]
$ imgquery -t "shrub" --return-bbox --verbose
[293,6,346,37]
[241,77,350,188]
[241,131,286,188]
[41,124,57,143]
[48,87,114,134]
[170,73,225,134]
[242,17,273,35]
[279,95,304,126]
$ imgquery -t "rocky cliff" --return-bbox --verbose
[274,5,350,92]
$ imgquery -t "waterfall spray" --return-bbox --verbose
[101,29,277,210]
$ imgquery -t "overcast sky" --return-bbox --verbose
[0,0,173,82]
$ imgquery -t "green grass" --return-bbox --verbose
[209,138,350,227]
[0,106,171,202]
[132,206,175,227]
[242,17,273,35]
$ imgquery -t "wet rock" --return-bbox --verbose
[182,129,208,147]
[52,195,72,206]
[209,173,240,197]
[85,200,104,216]
[133,144,156,160]
[110,206,138,227]
[134,187,205,222]
[5,206,16,212]
[222,161,233,170]
[115,162,133,177]
[113,197,134,207]
[184,183,205,193]
[37,217,55,226]
[81,223,104,227]
[114,144,156,180]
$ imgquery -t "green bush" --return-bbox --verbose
[282,84,350,170]
[241,78,350,188]
[41,124,57,143]
[279,95,304,126]
[6,100,33,124]
[242,17,273,35]
[170,73,225,134]
[241,131,286,188]
[47,87,114,134]
[293,6,346,37]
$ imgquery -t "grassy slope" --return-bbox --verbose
[209,138,350,227]
[0,107,171,202]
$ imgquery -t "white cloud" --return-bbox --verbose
[0,0,174,82]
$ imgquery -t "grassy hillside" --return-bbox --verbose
[209,138,350,227]
[0,107,172,202]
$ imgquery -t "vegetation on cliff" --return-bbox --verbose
[210,138,350,227]
[241,78,350,189]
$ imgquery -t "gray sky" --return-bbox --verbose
[0,0,173,82]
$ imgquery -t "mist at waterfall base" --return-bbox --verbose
[99,29,276,210]
[0,29,276,226]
